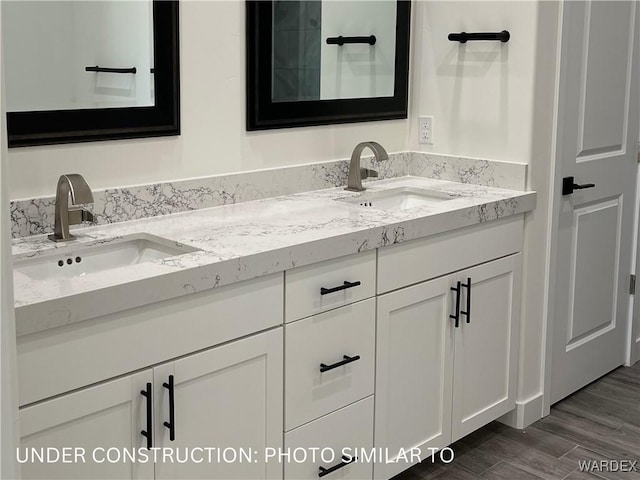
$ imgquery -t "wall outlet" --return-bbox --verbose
[419,116,433,145]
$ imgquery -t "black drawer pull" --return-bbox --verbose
[140,383,153,450]
[318,455,357,477]
[450,281,461,328]
[320,355,361,373]
[320,281,361,295]
[461,277,471,323]
[163,375,176,441]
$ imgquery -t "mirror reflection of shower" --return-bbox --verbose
[3,1,155,112]
[271,0,396,103]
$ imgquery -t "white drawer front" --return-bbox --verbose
[285,250,376,322]
[377,216,523,293]
[284,397,374,480]
[285,299,375,430]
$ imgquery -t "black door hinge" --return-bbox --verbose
[630,274,636,295]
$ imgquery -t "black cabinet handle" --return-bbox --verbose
[163,375,176,441]
[562,176,596,195]
[320,281,361,295]
[450,281,461,328]
[318,455,357,477]
[140,383,153,450]
[461,277,471,323]
[320,355,361,373]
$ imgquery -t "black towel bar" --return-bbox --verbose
[326,35,376,46]
[85,66,137,74]
[448,30,510,43]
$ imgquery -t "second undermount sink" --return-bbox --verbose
[13,233,200,281]
[341,187,454,211]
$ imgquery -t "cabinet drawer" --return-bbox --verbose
[284,396,374,480]
[377,216,523,293]
[285,299,375,430]
[18,273,283,406]
[285,250,376,322]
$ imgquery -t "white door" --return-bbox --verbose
[634,189,640,364]
[19,370,154,480]
[633,168,640,365]
[550,0,640,403]
[374,275,454,480]
[451,254,522,442]
[154,328,283,480]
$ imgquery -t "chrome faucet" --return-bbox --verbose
[345,141,389,192]
[48,174,95,242]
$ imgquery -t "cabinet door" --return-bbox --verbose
[374,276,454,480]
[451,254,522,442]
[19,370,154,480]
[154,328,283,480]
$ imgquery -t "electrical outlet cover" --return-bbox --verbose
[419,116,433,145]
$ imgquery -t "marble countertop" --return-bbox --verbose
[12,176,536,336]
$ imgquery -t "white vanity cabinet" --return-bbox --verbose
[284,397,374,480]
[19,329,283,480]
[450,255,522,442]
[285,250,376,323]
[374,217,523,480]
[374,275,454,480]
[19,370,155,480]
[17,273,283,406]
[284,298,375,430]
[153,328,283,480]
[283,253,377,479]
[15,210,529,480]
[17,273,285,480]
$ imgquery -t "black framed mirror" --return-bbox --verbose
[5,0,180,147]
[246,0,410,131]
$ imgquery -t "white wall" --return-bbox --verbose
[520,0,560,415]
[320,0,396,99]
[409,1,537,163]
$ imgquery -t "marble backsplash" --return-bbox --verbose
[10,152,526,238]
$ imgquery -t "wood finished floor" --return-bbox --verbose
[393,362,640,480]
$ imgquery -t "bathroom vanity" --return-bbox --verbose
[12,176,535,480]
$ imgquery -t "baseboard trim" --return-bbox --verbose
[497,393,544,429]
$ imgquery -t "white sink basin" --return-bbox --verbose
[341,187,454,211]
[13,233,200,281]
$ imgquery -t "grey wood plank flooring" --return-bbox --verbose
[392,362,640,480]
